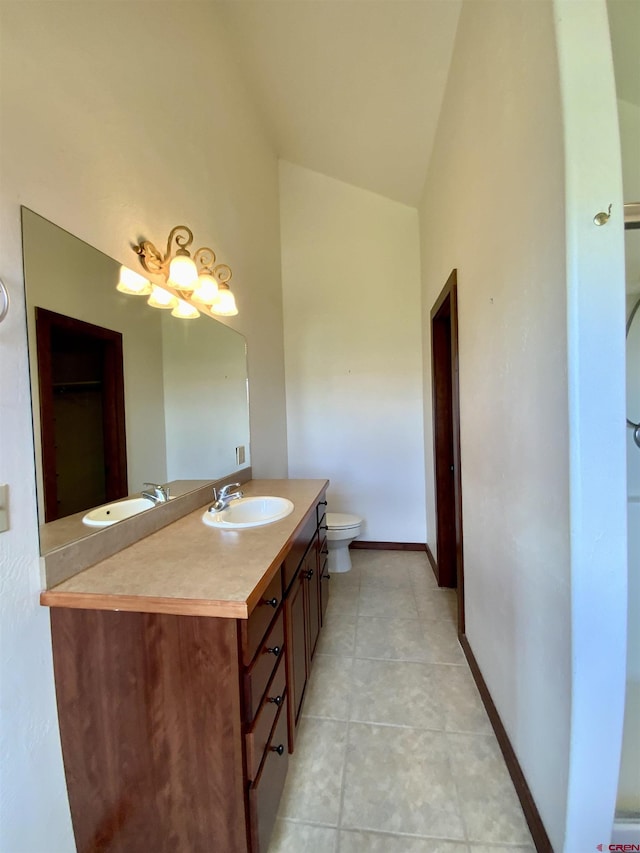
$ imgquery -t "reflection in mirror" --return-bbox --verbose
[22,208,250,551]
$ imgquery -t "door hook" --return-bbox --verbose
[593,204,612,226]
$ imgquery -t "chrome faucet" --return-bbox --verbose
[141,482,170,504]
[208,482,243,513]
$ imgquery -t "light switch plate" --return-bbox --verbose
[236,446,245,466]
[0,484,9,533]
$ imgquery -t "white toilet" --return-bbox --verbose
[325,512,363,573]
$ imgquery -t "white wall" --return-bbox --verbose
[280,161,425,542]
[0,3,287,850]
[419,1,626,849]
[555,4,627,848]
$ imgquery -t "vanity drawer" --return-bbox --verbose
[245,653,287,782]
[249,697,289,853]
[245,609,285,722]
[242,568,283,666]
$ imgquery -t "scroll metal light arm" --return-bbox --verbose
[135,225,194,278]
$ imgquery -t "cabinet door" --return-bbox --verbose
[285,567,308,751]
[317,527,329,624]
[305,547,321,662]
[320,554,330,624]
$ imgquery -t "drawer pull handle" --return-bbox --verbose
[270,743,285,756]
[318,500,328,507]
[322,573,331,580]
[320,525,328,531]
[264,597,279,608]
[266,645,281,657]
[267,695,283,706]
[321,549,329,556]
[304,569,314,580]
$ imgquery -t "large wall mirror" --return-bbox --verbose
[22,208,250,553]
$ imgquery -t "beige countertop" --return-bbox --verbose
[40,479,328,620]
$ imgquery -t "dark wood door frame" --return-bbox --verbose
[35,307,128,521]
[430,269,465,633]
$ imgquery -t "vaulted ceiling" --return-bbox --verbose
[216,1,462,206]
[216,1,637,208]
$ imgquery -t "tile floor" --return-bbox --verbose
[268,550,535,853]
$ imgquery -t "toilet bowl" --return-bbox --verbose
[325,512,363,573]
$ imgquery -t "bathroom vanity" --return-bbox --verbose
[41,479,329,853]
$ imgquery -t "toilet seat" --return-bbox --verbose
[326,512,362,530]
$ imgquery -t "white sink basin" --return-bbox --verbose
[82,497,156,527]
[202,496,294,529]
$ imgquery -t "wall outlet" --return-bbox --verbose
[236,446,245,466]
[0,484,9,533]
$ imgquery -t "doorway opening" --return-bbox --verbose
[430,270,465,633]
[35,308,128,522]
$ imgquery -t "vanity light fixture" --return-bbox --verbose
[133,225,238,317]
[213,281,238,316]
[116,265,152,296]
[147,285,178,310]
[171,299,200,320]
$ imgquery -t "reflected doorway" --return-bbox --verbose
[431,270,465,633]
[35,308,128,521]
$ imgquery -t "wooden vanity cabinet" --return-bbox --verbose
[50,577,291,853]
[283,494,327,749]
[47,489,329,853]
[50,607,250,853]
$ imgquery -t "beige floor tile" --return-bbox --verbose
[366,550,431,570]
[416,589,458,622]
[341,723,465,839]
[420,619,466,664]
[303,654,353,720]
[316,610,357,657]
[358,587,419,618]
[349,659,444,730]
[278,717,348,826]
[410,563,439,588]
[431,665,493,734]
[340,830,469,852]
[447,733,533,845]
[267,819,338,853]
[355,616,429,662]
[326,585,360,616]
[359,560,414,589]
[330,570,361,590]
[271,551,533,853]
[351,549,399,567]
[411,577,441,600]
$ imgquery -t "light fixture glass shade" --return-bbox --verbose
[116,265,152,295]
[210,283,238,316]
[171,299,200,320]
[192,272,219,305]
[168,253,198,290]
[147,285,179,309]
